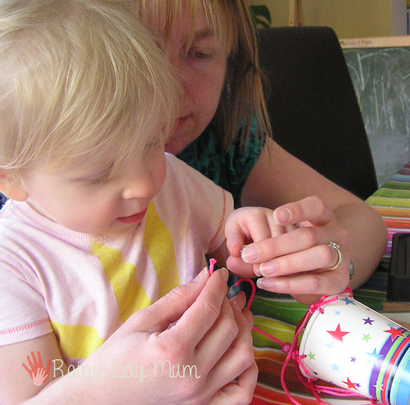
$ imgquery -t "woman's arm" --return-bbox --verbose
[233,138,387,304]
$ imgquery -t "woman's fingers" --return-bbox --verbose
[205,299,257,401]
[167,269,231,347]
[273,196,335,227]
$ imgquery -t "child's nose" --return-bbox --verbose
[121,167,155,200]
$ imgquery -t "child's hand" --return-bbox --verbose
[225,199,350,306]
[71,268,257,405]
[225,207,286,278]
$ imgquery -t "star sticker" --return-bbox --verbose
[340,297,356,306]
[327,324,350,342]
[342,377,358,390]
[384,327,405,341]
[374,382,383,392]
[367,348,383,366]
[350,356,357,363]
[335,310,341,316]
[331,363,340,371]
[307,352,315,360]
[362,333,371,343]
[325,340,334,349]
[363,317,374,325]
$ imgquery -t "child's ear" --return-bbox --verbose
[0,171,28,201]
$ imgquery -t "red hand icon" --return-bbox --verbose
[22,351,52,386]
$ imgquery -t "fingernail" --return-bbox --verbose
[254,264,261,277]
[193,267,209,282]
[220,268,229,282]
[241,245,258,263]
[231,300,240,311]
[256,277,275,290]
[259,261,277,276]
[275,208,291,224]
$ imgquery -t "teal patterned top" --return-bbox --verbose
[177,127,265,208]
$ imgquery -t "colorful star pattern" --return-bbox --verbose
[374,382,383,392]
[366,348,383,366]
[340,297,355,306]
[384,327,405,341]
[362,333,371,343]
[327,324,350,342]
[300,292,410,401]
[342,377,358,390]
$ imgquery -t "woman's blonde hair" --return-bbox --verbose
[129,0,271,150]
[0,0,180,180]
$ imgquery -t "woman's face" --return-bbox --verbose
[156,4,228,154]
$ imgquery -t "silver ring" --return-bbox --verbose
[328,242,343,270]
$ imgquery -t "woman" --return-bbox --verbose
[130,0,388,306]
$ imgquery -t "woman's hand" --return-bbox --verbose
[225,197,350,305]
[73,268,257,405]
[3,269,256,405]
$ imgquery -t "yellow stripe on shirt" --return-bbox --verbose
[90,238,152,323]
[51,321,105,360]
[144,201,179,298]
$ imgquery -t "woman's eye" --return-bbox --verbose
[190,50,208,59]
[187,47,214,62]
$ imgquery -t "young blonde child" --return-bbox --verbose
[0,1,259,403]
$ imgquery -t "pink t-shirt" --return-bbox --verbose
[0,154,233,367]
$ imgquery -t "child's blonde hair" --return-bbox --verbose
[129,0,271,150]
[0,0,179,181]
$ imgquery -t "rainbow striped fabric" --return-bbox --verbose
[250,166,410,404]
[366,160,410,262]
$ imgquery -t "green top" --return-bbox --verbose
[177,127,265,208]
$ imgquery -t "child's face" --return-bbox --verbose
[19,142,166,235]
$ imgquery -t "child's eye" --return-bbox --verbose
[86,163,114,185]
[89,175,110,185]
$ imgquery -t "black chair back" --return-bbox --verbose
[257,27,378,200]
